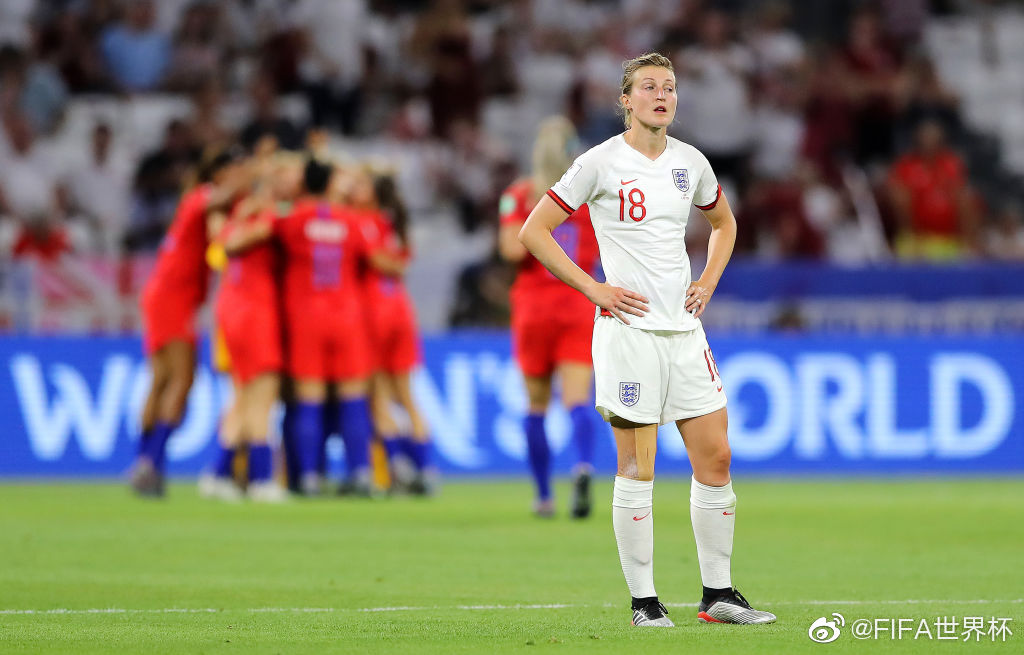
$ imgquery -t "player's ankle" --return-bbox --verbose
[702,586,731,604]
[631,595,659,611]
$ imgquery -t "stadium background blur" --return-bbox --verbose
[1,0,1023,330]
[2,0,1022,480]
[3,1,1024,653]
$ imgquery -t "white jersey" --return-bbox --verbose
[548,133,722,331]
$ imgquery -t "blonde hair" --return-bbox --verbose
[619,52,675,129]
[531,115,578,194]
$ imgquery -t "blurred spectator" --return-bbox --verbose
[188,79,233,148]
[893,56,961,150]
[985,204,1024,261]
[239,76,302,152]
[448,250,513,328]
[0,112,67,226]
[746,1,805,77]
[0,42,68,136]
[12,216,72,261]
[290,0,368,135]
[443,120,513,233]
[0,0,36,49]
[79,0,120,38]
[164,2,225,93]
[572,22,629,146]
[65,123,131,254]
[100,0,171,92]
[801,48,854,184]
[123,119,197,251]
[676,10,755,187]
[842,7,901,166]
[742,177,825,259]
[410,0,482,139]
[750,73,805,180]
[480,24,520,99]
[36,7,114,93]
[879,0,929,45]
[886,120,978,260]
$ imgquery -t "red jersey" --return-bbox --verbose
[146,185,212,305]
[273,198,368,319]
[889,150,965,238]
[217,208,279,312]
[359,209,415,321]
[499,179,599,320]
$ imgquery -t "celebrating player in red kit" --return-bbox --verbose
[131,149,244,496]
[498,116,601,518]
[349,169,434,494]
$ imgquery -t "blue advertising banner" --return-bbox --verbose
[0,333,1021,477]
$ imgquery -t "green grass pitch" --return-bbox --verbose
[1,478,1022,654]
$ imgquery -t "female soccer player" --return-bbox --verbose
[519,53,776,626]
[210,156,297,503]
[350,169,435,494]
[498,116,600,518]
[131,148,244,497]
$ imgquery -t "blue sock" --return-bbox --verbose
[281,403,300,488]
[320,400,337,476]
[524,413,551,501]
[383,438,402,464]
[144,422,174,471]
[338,398,372,477]
[294,402,324,476]
[569,405,594,467]
[398,436,416,461]
[248,444,272,483]
[214,445,235,479]
[137,427,153,456]
[409,440,430,471]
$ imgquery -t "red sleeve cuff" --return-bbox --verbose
[694,185,722,211]
[546,189,576,214]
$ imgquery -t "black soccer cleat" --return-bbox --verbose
[570,470,592,519]
[697,588,776,624]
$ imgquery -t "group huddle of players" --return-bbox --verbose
[129,138,432,501]
[127,117,603,516]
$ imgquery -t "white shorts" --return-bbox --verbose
[592,316,727,425]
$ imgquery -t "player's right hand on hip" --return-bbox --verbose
[586,282,648,325]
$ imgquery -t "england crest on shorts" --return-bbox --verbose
[619,382,640,407]
[672,169,689,192]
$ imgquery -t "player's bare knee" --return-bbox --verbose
[634,466,655,482]
[712,443,732,473]
[617,455,639,479]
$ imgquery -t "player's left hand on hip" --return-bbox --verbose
[685,282,712,318]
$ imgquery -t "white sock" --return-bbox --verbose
[690,476,736,590]
[612,476,656,599]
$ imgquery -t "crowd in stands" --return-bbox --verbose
[1,0,1024,330]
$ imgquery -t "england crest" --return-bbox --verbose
[619,382,640,407]
[672,168,689,192]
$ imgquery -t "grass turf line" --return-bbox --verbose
[0,479,1021,654]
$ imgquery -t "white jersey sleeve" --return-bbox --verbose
[548,153,598,212]
[692,151,722,210]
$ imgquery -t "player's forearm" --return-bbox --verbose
[222,220,271,255]
[699,213,736,289]
[498,224,528,262]
[369,250,407,276]
[519,223,596,297]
